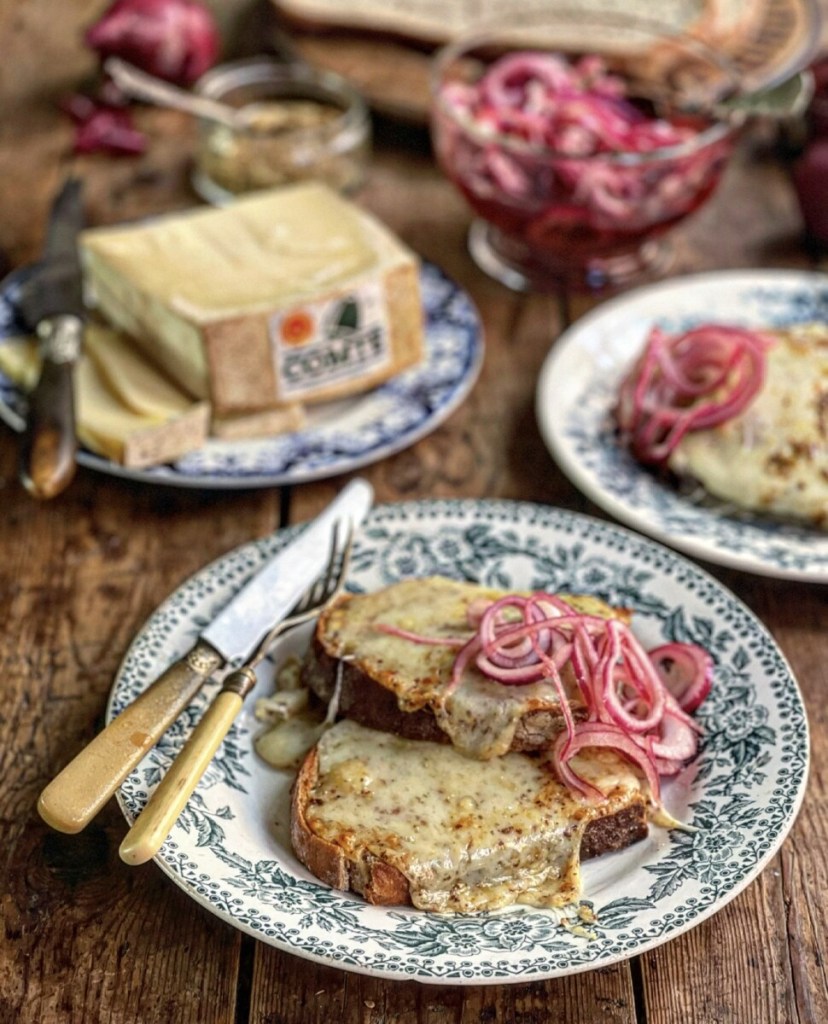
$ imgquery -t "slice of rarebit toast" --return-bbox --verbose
[300,576,631,759]
[291,720,649,912]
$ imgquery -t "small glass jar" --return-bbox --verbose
[192,58,371,204]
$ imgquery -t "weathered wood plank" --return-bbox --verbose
[0,413,287,1024]
[247,949,639,1023]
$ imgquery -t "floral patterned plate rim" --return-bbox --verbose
[111,498,808,984]
[0,261,482,489]
[536,269,828,583]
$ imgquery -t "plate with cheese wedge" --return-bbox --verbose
[537,269,828,583]
[0,186,483,488]
[111,499,807,983]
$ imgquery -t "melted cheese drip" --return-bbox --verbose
[308,721,642,913]
[319,577,621,758]
[670,324,828,526]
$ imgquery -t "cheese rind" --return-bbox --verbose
[211,403,306,441]
[80,183,425,414]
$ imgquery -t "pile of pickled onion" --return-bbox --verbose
[435,50,727,243]
[441,51,695,157]
[377,592,712,803]
[616,323,774,465]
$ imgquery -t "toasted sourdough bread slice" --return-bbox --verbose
[300,577,631,759]
[291,720,648,912]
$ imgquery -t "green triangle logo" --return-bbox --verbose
[333,297,359,335]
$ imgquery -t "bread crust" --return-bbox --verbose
[291,746,412,904]
[290,741,648,908]
[302,631,580,750]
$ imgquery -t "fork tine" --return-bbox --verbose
[301,519,342,609]
[316,521,341,602]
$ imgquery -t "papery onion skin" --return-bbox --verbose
[86,0,220,86]
[61,95,148,155]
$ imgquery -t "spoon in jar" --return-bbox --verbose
[104,57,243,128]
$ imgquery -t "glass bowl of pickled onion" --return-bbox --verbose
[430,11,741,290]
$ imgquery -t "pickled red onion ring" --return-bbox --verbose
[372,591,712,805]
[616,323,773,465]
[649,642,713,712]
[552,722,663,802]
[375,624,467,648]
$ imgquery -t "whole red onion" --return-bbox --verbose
[85,0,220,86]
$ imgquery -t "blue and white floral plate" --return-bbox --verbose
[536,270,828,583]
[0,262,482,488]
[112,499,807,983]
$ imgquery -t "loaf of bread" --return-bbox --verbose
[80,183,425,415]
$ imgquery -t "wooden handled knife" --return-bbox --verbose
[16,177,86,499]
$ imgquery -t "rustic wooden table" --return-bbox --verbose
[1,79,826,1024]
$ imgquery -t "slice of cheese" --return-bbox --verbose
[80,183,425,415]
[75,357,210,469]
[88,324,305,442]
[0,338,40,392]
[0,327,210,469]
[84,323,194,420]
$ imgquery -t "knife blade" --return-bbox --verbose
[37,477,374,834]
[17,177,86,499]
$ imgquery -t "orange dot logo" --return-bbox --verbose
[280,310,314,346]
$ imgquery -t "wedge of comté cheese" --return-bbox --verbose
[80,183,425,415]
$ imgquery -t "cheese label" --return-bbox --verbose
[270,280,392,398]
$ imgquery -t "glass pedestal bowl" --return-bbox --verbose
[430,11,741,291]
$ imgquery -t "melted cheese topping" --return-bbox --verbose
[669,324,828,526]
[307,721,643,913]
[317,577,623,758]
